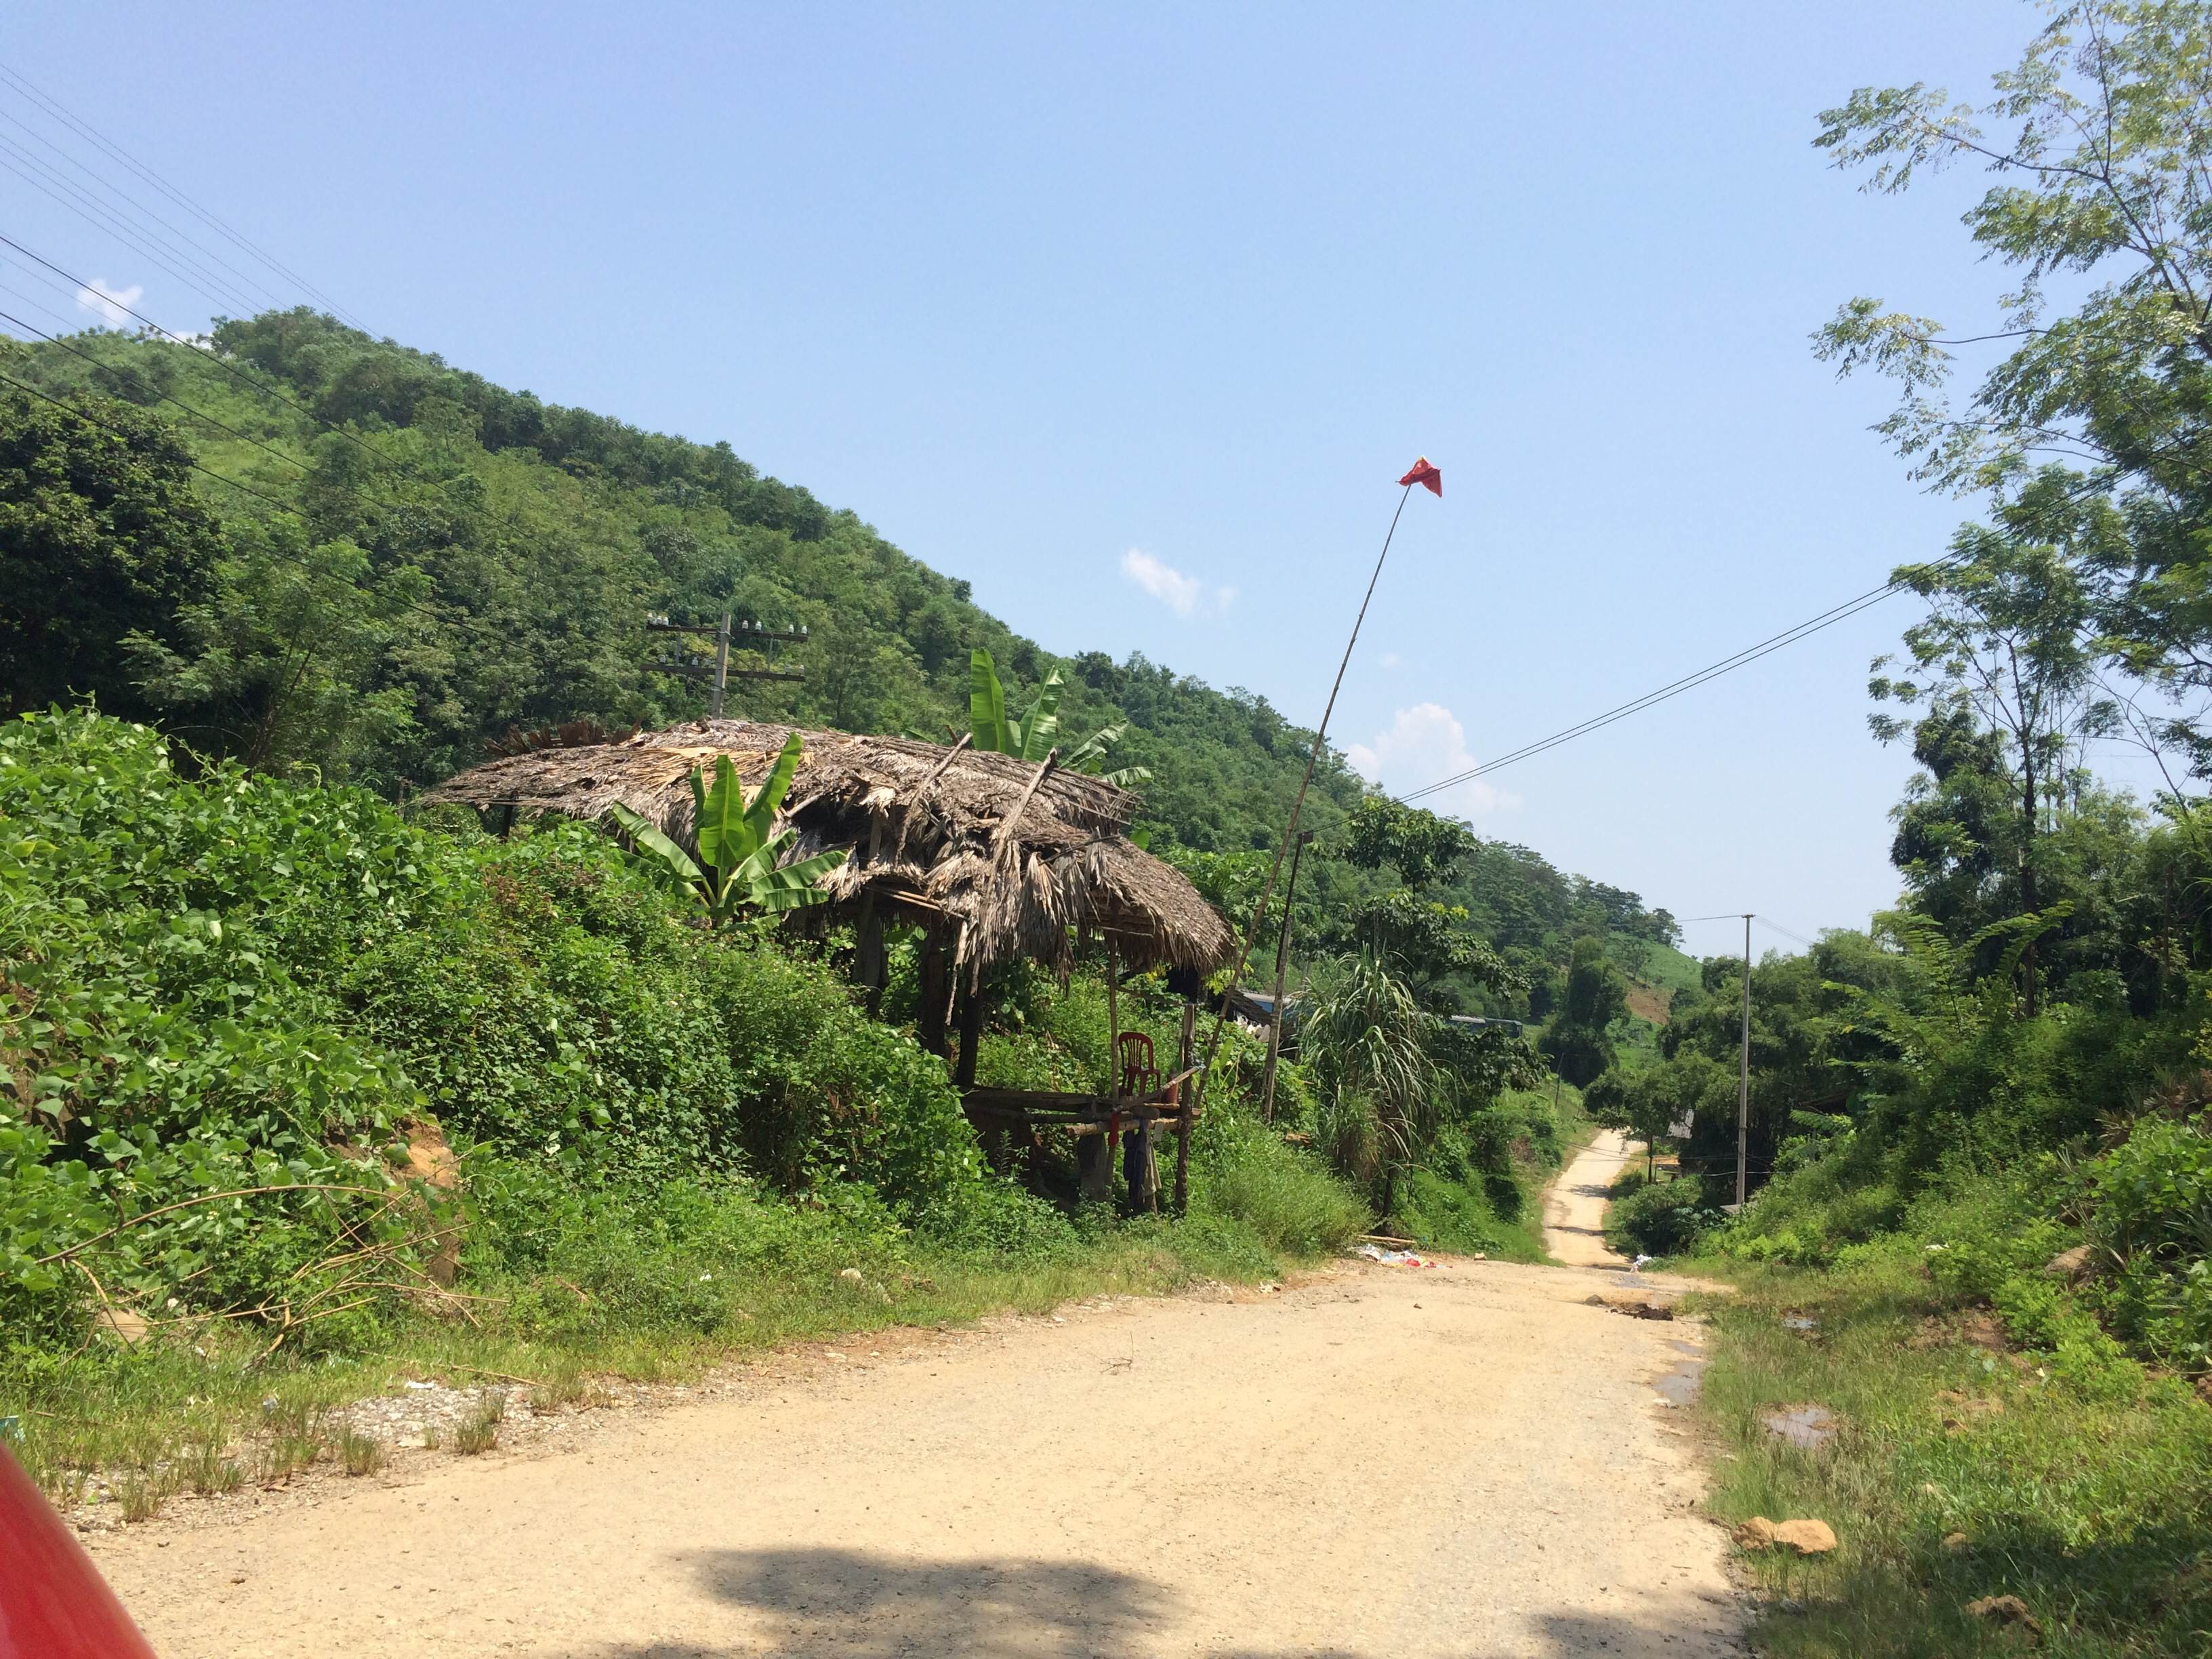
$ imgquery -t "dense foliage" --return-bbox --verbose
[1587,9,2212,1413]
[0,712,1000,1344]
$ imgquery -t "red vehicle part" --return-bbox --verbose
[0,1444,159,1658]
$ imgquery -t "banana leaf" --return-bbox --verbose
[745,733,804,853]
[692,755,745,881]
[608,802,706,901]
[1011,667,1064,762]
[749,848,849,912]
[969,649,1014,754]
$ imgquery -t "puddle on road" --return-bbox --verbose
[1652,1338,1706,1408]
[1761,1404,1838,1450]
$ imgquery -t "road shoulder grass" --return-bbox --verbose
[5,1205,1334,1528]
[1678,1243,2212,1657]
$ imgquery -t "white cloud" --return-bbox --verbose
[1379,650,1403,670]
[1120,548,1233,618]
[75,279,142,329]
[1345,702,1519,818]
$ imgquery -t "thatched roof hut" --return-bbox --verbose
[422,720,1235,979]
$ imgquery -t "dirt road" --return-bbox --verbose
[1544,1129,1639,1269]
[94,1190,1738,1657]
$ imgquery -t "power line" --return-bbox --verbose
[0,273,86,335]
[0,106,291,314]
[1,365,305,516]
[1395,552,1967,804]
[0,233,393,469]
[1676,913,1820,949]
[0,132,265,318]
[0,241,126,317]
[0,60,367,329]
[0,148,256,319]
[0,306,312,474]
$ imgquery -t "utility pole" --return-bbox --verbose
[710,613,731,718]
[1736,912,1753,1209]
[1258,830,1313,1122]
[645,613,809,713]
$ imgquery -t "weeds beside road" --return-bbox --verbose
[1685,1248,2212,1657]
[7,1199,1349,1525]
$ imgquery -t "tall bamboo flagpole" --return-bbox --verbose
[1191,457,1441,1111]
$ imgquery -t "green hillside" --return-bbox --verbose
[1,313,1679,1013]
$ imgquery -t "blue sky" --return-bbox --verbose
[5,1,2120,953]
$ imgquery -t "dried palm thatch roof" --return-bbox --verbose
[423,720,1235,977]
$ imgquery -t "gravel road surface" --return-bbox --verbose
[1544,1128,1637,1269]
[93,1149,1740,1658]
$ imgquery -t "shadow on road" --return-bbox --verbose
[560,1544,1736,1658]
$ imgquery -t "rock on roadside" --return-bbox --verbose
[1734,1517,1838,1556]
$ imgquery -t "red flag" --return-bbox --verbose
[1398,455,1441,496]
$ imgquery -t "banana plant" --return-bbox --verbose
[968,649,1150,787]
[609,735,846,926]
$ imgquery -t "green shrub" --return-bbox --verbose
[1607,1176,1722,1256]
[1,711,428,1336]
[1192,1108,1367,1256]
[1917,1177,2068,1305]
[918,1176,1082,1260]
[1395,1164,1513,1254]
[2083,1113,2212,1371]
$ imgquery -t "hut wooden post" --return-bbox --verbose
[917,924,954,1059]
[1174,1002,1195,1214]
[1109,938,1150,1208]
[1130,1109,1158,1213]
[856,893,887,1018]
[954,966,1008,1170]
[955,967,985,1090]
[1076,936,1118,1205]
[1077,1120,1114,1202]
[1105,936,1120,1099]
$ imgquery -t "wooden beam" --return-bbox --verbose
[913,731,973,796]
[1105,935,1121,1108]
[961,1088,1114,1113]
[994,747,1059,865]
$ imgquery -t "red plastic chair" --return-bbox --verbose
[1117,1031,1161,1101]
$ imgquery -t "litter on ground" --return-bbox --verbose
[1355,1244,1440,1267]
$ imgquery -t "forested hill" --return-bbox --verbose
[1,310,1676,1002]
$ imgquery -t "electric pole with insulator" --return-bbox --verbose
[645,613,810,713]
[1736,913,1753,1208]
